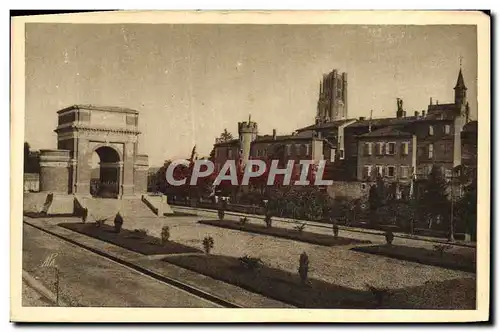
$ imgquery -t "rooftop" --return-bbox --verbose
[359,126,413,138]
[58,104,139,115]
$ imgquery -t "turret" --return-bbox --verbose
[454,68,467,106]
[238,115,258,166]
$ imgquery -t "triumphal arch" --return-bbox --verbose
[38,105,149,198]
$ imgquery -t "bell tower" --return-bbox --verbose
[454,62,467,106]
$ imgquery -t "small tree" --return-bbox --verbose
[161,225,170,245]
[294,223,306,233]
[113,212,124,233]
[384,230,394,245]
[298,252,309,285]
[202,236,214,254]
[332,223,339,238]
[264,212,273,228]
[421,165,450,230]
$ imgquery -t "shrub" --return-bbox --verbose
[298,252,309,285]
[113,212,124,233]
[218,209,225,220]
[133,228,148,238]
[384,230,394,245]
[239,216,249,225]
[202,236,214,254]
[294,223,306,233]
[366,284,391,308]
[82,208,89,224]
[264,213,273,228]
[332,224,339,238]
[238,255,263,271]
[433,244,452,256]
[161,225,171,245]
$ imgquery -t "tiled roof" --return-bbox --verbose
[359,126,413,138]
[254,131,314,143]
[296,119,355,132]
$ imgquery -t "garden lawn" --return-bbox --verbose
[198,219,371,247]
[59,222,202,255]
[164,254,475,309]
[351,244,476,273]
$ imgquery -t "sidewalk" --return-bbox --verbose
[171,205,476,249]
[23,217,293,308]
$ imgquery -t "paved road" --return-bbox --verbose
[22,223,220,308]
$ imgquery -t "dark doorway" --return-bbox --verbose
[90,146,121,198]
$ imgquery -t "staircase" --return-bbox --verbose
[79,197,157,221]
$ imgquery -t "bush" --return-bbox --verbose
[133,228,148,238]
[294,223,306,233]
[239,216,249,225]
[238,255,263,271]
[384,230,394,245]
[113,212,124,233]
[161,225,171,245]
[218,209,225,220]
[264,214,273,228]
[298,252,309,285]
[332,224,339,238]
[202,236,215,254]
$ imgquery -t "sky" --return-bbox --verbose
[25,24,477,167]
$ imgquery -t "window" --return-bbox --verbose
[386,142,396,155]
[429,125,434,136]
[228,149,233,159]
[330,148,336,162]
[339,149,345,160]
[400,166,409,178]
[365,142,372,156]
[401,142,409,155]
[387,166,396,177]
[444,124,451,135]
[376,165,384,177]
[305,144,310,156]
[363,165,372,179]
[377,142,384,155]
[428,144,434,159]
[361,183,367,190]
[286,144,291,156]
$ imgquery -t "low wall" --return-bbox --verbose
[326,180,372,201]
[24,173,40,193]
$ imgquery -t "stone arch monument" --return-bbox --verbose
[39,105,149,199]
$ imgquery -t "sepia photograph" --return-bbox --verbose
[10,10,490,323]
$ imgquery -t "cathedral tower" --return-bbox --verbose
[316,69,348,123]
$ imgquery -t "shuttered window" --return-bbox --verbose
[401,142,409,155]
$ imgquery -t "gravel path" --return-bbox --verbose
[113,215,475,291]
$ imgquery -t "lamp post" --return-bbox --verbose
[448,167,460,242]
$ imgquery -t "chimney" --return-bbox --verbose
[422,110,426,117]
[359,116,366,121]
[272,129,277,140]
[430,97,433,105]
[403,111,407,117]
[414,111,419,117]
[436,100,439,105]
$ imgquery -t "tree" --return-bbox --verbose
[24,142,30,172]
[219,129,233,143]
[420,165,450,230]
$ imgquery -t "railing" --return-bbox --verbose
[90,179,119,198]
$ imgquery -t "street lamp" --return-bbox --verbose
[448,166,461,242]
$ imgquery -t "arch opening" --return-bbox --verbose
[90,146,121,198]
